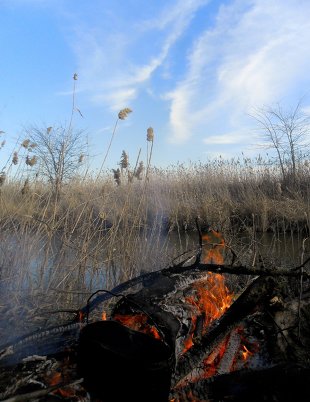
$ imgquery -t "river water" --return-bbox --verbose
[0,228,308,343]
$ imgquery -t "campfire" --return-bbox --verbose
[1,229,310,401]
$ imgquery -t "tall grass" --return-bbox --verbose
[1,109,310,343]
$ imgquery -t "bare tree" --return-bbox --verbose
[26,125,86,194]
[253,101,310,183]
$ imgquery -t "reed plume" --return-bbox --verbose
[120,150,129,169]
[12,152,19,165]
[22,139,30,148]
[118,108,132,120]
[25,155,37,167]
[147,127,154,142]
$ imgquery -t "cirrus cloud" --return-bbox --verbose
[166,0,310,149]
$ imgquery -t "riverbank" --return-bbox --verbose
[1,161,309,236]
[1,160,309,343]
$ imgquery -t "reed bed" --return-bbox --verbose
[1,98,310,344]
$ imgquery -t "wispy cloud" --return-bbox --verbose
[167,0,310,147]
[92,88,137,112]
[68,0,209,111]
[203,130,253,145]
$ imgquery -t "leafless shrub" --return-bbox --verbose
[25,125,86,194]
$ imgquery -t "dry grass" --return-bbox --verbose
[1,105,310,343]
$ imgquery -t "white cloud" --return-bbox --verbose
[203,131,251,145]
[166,0,310,146]
[140,0,209,31]
[301,105,310,115]
[69,0,209,111]
[92,88,137,112]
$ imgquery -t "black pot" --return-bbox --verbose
[77,320,173,401]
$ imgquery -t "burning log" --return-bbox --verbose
[77,320,173,402]
[0,323,82,367]
[172,275,275,386]
[171,363,310,401]
[0,229,309,401]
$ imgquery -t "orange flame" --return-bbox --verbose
[241,345,253,360]
[113,313,161,340]
[48,368,78,398]
[54,387,77,399]
[101,311,107,321]
[229,326,259,371]
[183,276,233,354]
[202,230,225,265]
[202,336,230,378]
[78,310,84,322]
[49,371,62,386]
[182,230,233,354]
[180,228,259,383]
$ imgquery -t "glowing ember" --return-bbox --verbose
[202,336,230,378]
[101,311,107,321]
[113,313,161,340]
[53,387,77,399]
[49,371,62,386]
[241,345,253,360]
[78,311,84,322]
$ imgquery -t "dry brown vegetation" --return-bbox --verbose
[0,156,309,342]
[0,80,309,343]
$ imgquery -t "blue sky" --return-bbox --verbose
[1,0,310,172]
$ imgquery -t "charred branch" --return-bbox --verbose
[171,363,310,402]
[172,276,276,386]
[80,260,309,318]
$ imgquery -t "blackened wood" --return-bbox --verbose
[81,261,309,318]
[1,382,67,402]
[171,364,310,402]
[190,262,310,279]
[0,323,82,368]
[172,276,276,386]
[77,321,172,402]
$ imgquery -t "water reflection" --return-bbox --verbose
[237,232,306,266]
[0,228,307,344]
